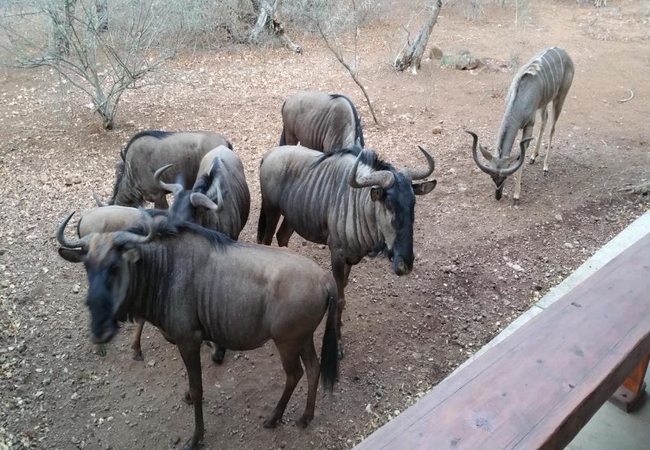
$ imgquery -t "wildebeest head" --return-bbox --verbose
[57,212,154,344]
[466,131,531,200]
[154,162,223,223]
[348,147,436,276]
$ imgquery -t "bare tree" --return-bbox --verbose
[250,0,302,53]
[394,0,442,74]
[0,0,185,129]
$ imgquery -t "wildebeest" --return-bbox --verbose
[155,145,251,241]
[65,205,166,361]
[108,130,232,208]
[57,212,339,450]
[257,145,436,356]
[279,91,365,151]
[467,47,574,204]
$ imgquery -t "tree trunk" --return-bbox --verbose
[51,0,77,56]
[96,0,108,32]
[394,0,442,74]
[249,0,302,53]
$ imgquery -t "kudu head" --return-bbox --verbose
[154,161,223,223]
[348,147,437,276]
[466,131,532,200]
[57,211,155,345]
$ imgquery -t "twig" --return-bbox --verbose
[617,89,634,103]
[317,22,379,125]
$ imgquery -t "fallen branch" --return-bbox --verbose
[618,181,650,195]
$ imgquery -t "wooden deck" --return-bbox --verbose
[354,231,650,450]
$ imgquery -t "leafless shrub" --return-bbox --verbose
[0,0,189,129]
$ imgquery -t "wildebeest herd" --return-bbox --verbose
[55,46,573,449]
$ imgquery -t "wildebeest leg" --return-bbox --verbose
[276,219,295,247]
[257,205,282,245]
[330,247,347,359]
[529,106,548,165]
[206,341,227,365]
[131,318,145,361]
[296,336,320,428]
[178,342,204,450]
[153,194,169,210]
[264,341,304,428]
[343,264,352,287]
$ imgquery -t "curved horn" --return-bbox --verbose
[348,151,395,189]
[57,212,91,248]
[497,137,532,177]
[112,211,155,247]
[400,146,436,180]
[204,157,223,202]
[466,130,497,175]
[154,164,183,196]
[91,191,107,207]
[190,192,222,212]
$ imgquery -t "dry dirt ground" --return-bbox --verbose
[1,1,649,449]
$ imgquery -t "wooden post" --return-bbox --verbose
[609,353,649,412]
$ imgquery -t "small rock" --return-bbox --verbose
[432,126,443,134]
[563,243,574,249]
[318,244,327,250]
[71,392,78,400]
[147,360,155,367]
[1,280,9,288]
[0,248,5,255]
[554,214,563,222]
[72,284,80,294]
[39,174,48,184]
[429,45,443,60]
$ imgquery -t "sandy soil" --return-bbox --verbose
[1,1,649,449]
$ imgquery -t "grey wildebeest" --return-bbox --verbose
[154,145,251,241]
[108,130,232,208]
[257,145,436,356]
[467,47,574,204]
[279,91,365,151]
[57,212,339,450]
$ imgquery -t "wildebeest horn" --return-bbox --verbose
[348,151,395,189]
[112,211,155,247]
[190,192,222,212]
[57,212,91,248]
[91,191,107,207]
[154,164,184,196]
[401,146,435,180]
[497,137,532,177]
[467,130,497,175]
[204,157,223,202]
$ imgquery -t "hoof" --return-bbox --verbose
[543,169,549,177]
[263,418,279,429]
[513,198,519,206]
[529,158,536,165]
[132,349,144,361]
[338,347,345,360]
[183,391,193,405]
[95,344,107,357]
[182,437,202,450]
[296,416,312,428]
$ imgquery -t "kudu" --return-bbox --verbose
[468,47,574,204]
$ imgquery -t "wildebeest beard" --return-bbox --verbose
[368,240,390,259]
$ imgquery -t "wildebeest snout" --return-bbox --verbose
[91,319,118,344]
[392,256,412,276]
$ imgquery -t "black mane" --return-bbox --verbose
[110,130,175,204]
[312,147,395,172]
[330,94,365,148]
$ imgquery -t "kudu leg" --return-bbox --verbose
[544,96,568,176]
[530,106,548,165]
[264,341,304,428]
[513,126,535,205]
[297,337,320,428]
[178,342,204,450]
[131,319,145,361]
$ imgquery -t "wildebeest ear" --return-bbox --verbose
[370,187,384,202]
[122,249,140,264]
[413,180,437,196]
[58,248,85,263]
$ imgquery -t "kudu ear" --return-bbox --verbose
[370,187,384,202]
[413,179,437,195]
[58,247,85,263]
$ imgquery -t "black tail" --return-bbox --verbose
[279,128,286,146]
[256,204,267,244]
[330,94,365,148]
[320,292,339,392]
